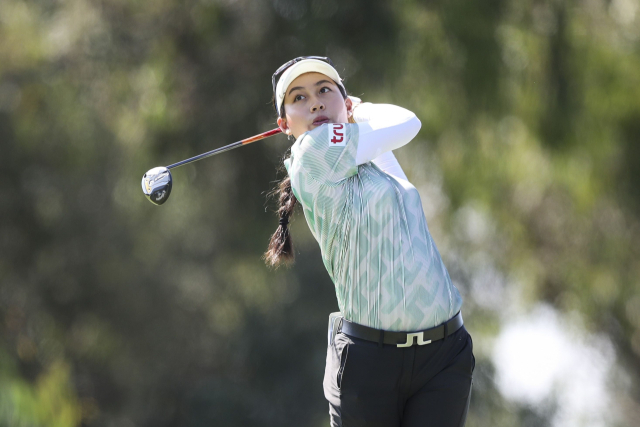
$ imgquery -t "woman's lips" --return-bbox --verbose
[313,116,330,126]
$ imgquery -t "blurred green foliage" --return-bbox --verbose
[0,350,81,426]
[1,0,639,426]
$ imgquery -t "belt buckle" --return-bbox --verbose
[397,332,432,348]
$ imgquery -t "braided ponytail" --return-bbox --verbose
[264,175,298,268]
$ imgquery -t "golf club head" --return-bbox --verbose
[142,166,172,205]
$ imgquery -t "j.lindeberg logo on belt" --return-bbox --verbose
[397,332,432,348]
[338,312,464,348]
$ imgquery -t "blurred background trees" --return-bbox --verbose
[1,0,639,425]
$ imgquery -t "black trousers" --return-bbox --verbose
[323,315,475,427]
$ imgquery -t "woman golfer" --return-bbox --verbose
[265,57,474,427]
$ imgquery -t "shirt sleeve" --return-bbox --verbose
[371,150,408,181]
[353,103,421,166]
[290,122,359,185]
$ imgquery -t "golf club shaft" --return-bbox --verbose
[166,128,283,170]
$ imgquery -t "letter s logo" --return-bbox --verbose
[329,124,346,146]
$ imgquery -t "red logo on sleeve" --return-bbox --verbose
[329,124,346,146]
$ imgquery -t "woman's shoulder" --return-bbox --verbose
[288,123,360,184]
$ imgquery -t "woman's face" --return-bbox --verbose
[277,72,352,139]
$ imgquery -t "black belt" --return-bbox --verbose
[338,312,463,348]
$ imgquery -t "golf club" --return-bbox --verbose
[142,128,282,205]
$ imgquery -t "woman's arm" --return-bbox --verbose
[353,102,421,167]
[369,150,409,181]
[289,101,418,185]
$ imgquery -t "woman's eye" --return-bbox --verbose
[294,94,305,102]
[320,87,331,93]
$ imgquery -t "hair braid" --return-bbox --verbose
[264,175,298,268]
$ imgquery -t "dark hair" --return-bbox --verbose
[263,173,297,268]
[264,79,348,268]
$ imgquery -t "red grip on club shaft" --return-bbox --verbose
[241,128,282,145]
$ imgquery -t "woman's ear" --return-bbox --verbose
[277,117,291,135]
[345,97,353,118]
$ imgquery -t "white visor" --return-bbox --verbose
[275,59,344,113]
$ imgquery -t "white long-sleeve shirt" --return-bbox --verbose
[353,102,415,181]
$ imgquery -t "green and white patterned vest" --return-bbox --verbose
[284,123,462,331]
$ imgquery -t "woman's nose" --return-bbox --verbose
[311,101,325,112]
